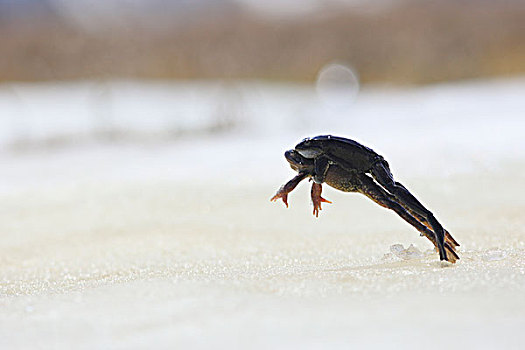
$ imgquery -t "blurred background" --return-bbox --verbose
[0,0,524,154]
[1,1,525,349]
[2,0,525,83]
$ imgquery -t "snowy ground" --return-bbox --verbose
[0,78,524,349]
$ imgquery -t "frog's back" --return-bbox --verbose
[311,135,373,150]
[313,135,380,172]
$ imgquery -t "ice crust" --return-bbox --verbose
[1,78,525,349]
[389,244,424,260]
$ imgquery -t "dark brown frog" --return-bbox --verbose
[271,135,459,263]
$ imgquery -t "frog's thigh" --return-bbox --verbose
[356,174,392,206]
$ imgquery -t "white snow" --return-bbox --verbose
[0,78,524,349]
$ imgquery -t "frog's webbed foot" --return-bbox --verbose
[311,182,332,217]
[271,173,308,208]
[403,205,460,248]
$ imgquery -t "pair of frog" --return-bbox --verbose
[271,135,459,263]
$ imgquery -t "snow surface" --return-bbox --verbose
[0,78,524,349]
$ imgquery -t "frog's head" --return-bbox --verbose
[284,149,314,173]
[295,137,325,158]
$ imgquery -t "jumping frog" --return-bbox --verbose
[271,135,459,263]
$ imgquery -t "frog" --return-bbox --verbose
[271,135,459,263]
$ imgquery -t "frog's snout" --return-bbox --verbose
[285,149,315,174]
[284,149,296,162]
[285,149,305,164]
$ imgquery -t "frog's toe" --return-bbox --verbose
[320,196,332,204]
[270,193,289,207]
[312,204,321,217]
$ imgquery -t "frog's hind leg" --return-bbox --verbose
[357,174,459,263]
[390,195,460,248]
[370,160,448,261]
[372,183,459,249]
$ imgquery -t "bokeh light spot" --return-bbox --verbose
[316,63,360,110]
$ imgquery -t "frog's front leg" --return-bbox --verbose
[312,155,332,184]
[311,182,332,217]
[271,173,308,207]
